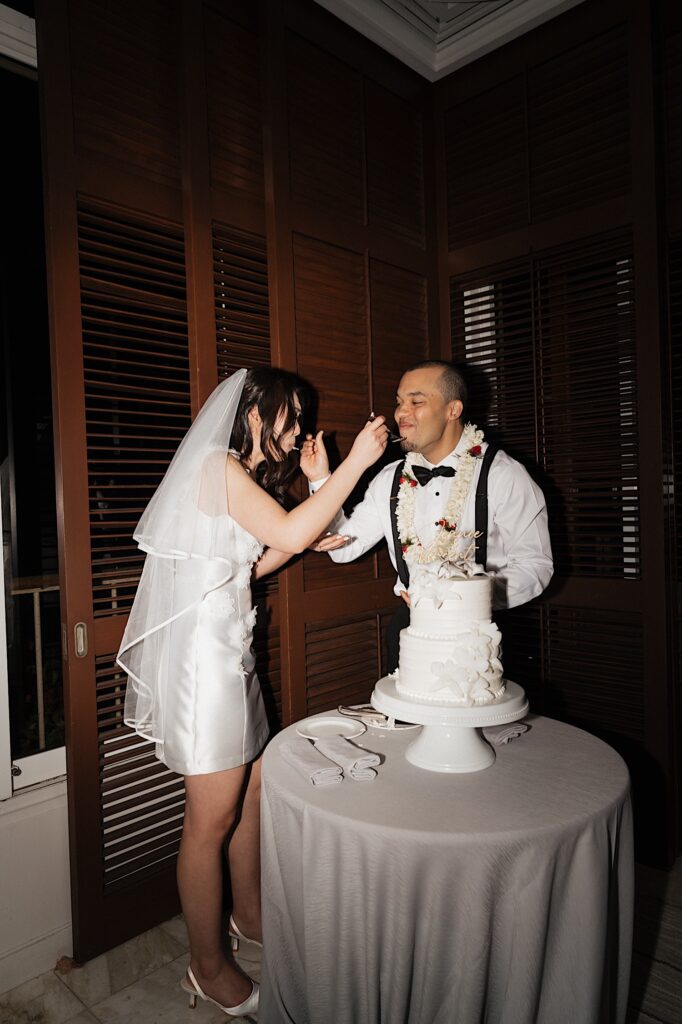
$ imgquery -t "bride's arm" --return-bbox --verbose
[254,547,293,578]
[227,417,388,554]
[254,531,350,579]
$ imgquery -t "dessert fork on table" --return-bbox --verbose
[337,705,418,730]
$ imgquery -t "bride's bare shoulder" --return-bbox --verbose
[225,451,249,475]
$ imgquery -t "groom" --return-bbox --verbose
[305,360,553,670]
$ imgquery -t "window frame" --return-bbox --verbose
[0,5,64,799]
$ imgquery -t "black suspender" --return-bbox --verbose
[390,444,499,578]
[390,460,410,590]
[474,444,498,569]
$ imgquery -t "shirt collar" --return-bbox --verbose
[418,446,461,470]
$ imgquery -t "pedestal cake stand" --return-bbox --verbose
[371,676,528,774]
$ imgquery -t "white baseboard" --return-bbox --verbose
[0,921,73,995]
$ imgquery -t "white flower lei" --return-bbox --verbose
[396,423,484,565]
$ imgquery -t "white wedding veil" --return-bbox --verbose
[116,368,248,741]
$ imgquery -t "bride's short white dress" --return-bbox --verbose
[158,517,269,775]
[117,371,272,777]
[119,511,270,777]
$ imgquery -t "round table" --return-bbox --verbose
[259,714,633,1024]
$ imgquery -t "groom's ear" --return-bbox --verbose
[447,399,463,422]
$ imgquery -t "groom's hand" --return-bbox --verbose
[299,430,330,482]
[310,531,350,552]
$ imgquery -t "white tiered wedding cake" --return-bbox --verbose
[394,565,505,707]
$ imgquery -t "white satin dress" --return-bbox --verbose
[153,515,270,776]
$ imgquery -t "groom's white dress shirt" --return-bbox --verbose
[310,433,553,610]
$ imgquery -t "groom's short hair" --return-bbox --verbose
[404,360,468,415]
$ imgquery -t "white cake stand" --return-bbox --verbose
[371,677,528,774]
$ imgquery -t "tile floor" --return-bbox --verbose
[0,916,259,1024]
[2,854,681,1024]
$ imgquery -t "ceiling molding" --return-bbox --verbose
[313,0,588,81]
[0,2,36,68]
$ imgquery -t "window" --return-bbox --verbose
[0,15,65,797]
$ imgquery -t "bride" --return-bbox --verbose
[117,366,388,1018]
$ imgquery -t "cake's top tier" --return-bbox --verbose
[408,572,491,636]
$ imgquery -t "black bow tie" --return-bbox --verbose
[412,464,456,486]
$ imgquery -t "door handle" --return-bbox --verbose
[74,622,88,658]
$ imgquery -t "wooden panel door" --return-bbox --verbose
[37,0,274,960]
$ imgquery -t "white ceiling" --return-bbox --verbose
[313,0,588,80]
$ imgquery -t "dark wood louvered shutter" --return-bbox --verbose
[37,0,279,959]
[80,204,191,898]
[450,261,535,460]
[535,235,639,579]
[451,231,643,731]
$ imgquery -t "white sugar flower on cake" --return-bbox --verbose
[410,562,487,608]
[429,658,497,706]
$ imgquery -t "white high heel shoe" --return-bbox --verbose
[228,913,263,953]
[180,965,259,1018]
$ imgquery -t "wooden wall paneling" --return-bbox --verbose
[369,259,429,580]
[286,31,365,224]
[444,75,528,250]
[664,26,682,225]
[284,0,426,105]
[252,580,283,731]
[544,605,644,740]
[419,83,444,360]
[261,0,304,725]
[70,0,182,220]
[369,260,428,421]
[277,2,437,716]
[670,238,682,587]
[204,0,266,231]
[293,233,375,593]
[180,0,218,410]
[445,196,634,280]
[305,613,381,713]
[365,80,425,248]
[527,26,630,223]
[671,238,682,854]
[629,0,678,861]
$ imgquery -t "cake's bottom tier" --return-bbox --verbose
[397,627,504,706]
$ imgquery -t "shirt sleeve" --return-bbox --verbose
[487,455,554,610]
[308,470,391,564]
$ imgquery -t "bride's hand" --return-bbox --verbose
[299,430,329,482]
[347,415,389,471]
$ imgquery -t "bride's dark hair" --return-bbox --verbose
[231,366,308,502]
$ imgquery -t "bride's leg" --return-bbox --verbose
[178,766,254,1006]
[227,755,263,942]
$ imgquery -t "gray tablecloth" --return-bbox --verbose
[260,715,633,1024]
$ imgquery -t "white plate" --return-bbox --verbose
[296,716,366,740]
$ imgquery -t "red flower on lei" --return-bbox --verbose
[468,444,482,457]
